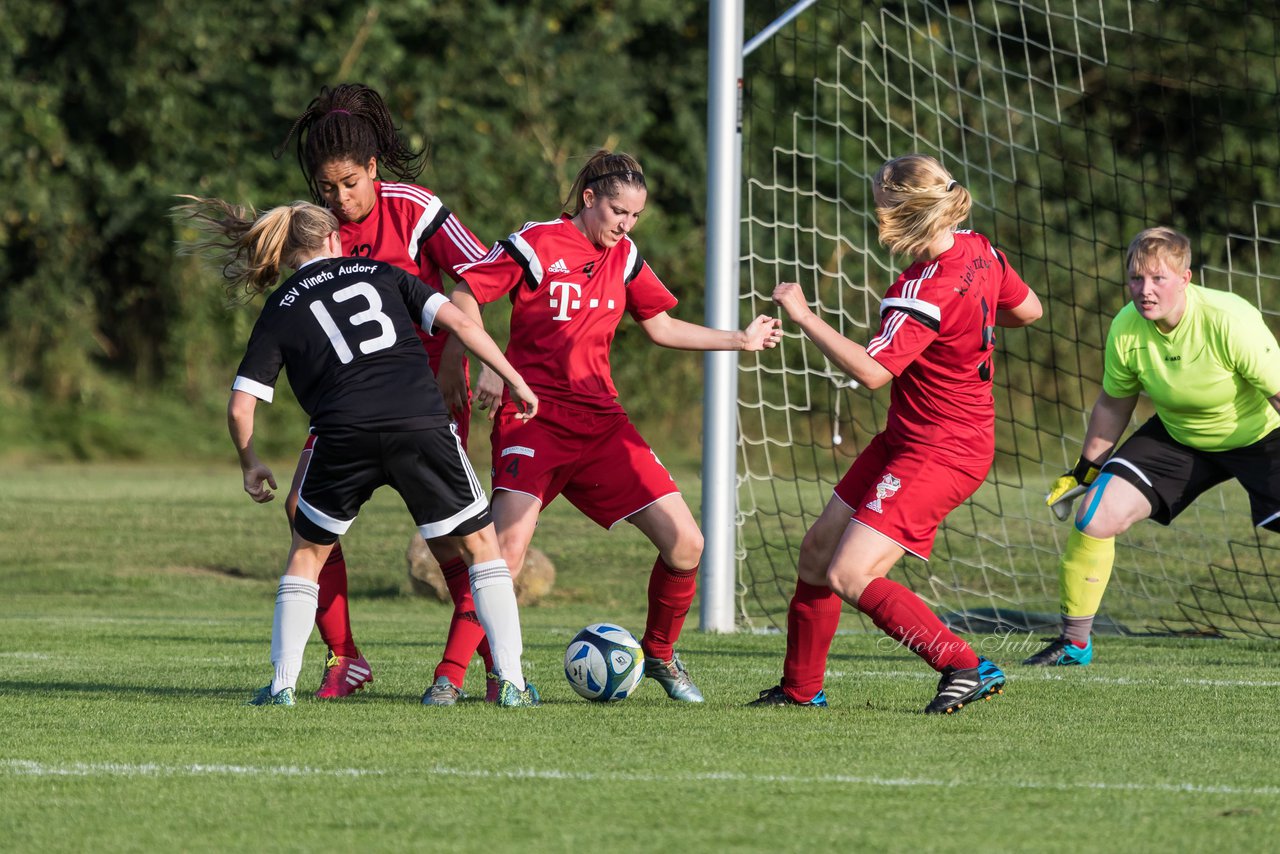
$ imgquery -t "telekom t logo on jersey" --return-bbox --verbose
[548,280,582,321]
[548,279,615,321]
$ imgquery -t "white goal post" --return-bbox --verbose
[702,0,818,632]
[700,0,745,633]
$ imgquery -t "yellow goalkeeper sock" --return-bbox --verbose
[1059,527,1115,639]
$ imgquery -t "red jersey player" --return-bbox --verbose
[750,154,1042,714]
[278,84,499,701]
[446,149,782,702]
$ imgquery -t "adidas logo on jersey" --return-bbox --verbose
[547,258,570,274]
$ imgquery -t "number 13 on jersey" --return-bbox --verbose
[309,282,396,364]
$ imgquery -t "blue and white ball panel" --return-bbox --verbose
[564,640,610,700]
[563,623,645,702]
[585,623,641,647]
[607,647,643,698]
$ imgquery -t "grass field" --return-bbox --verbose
[3,464,1279,852]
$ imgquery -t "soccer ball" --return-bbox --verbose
[563,623,645,702]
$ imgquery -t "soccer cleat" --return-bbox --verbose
[421,676,465,706]
[315,651,373,699]
[924,657,1005,715]
[496,679,541,707]
[246,685,296,707]
[485,671,501,704]
[747,685,828,708]
[1022,636,1093,667]
[643,653,705,703]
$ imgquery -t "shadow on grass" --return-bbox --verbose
[0,680,254,700]
[121,635,263,646]
[0,679,598,707]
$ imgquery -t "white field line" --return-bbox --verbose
[825,669,1280,688]
[3,759,1278,797]
[2,760,379,778]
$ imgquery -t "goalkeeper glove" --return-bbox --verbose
[1046,456,1104,521]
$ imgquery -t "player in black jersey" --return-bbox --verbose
[177,196,541,707]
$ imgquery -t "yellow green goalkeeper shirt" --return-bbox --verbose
[1103,284,1280,451]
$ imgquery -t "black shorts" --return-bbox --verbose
[294,423,491,546]
[1101,417,1280,531]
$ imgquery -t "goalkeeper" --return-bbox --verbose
[1027,226,1280,666]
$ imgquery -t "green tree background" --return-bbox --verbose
[0,0,713,460]
[3,1,1278,463]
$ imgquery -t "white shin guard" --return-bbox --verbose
[469,559,525,690]
[270,575,319,694]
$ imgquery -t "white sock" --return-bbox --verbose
[270,575,319,694]
[469,559,525,690]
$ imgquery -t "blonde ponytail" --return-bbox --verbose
[175,197,338,298]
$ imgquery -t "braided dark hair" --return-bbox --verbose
[277,83,425,203]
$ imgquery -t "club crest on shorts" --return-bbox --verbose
[865,473,901,513]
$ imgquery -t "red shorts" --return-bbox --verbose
[490,398,679,529]
[833,433,987,559]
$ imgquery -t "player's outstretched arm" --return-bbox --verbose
[438,290,498,419]
[636,310,782,351]
[436,333,469,422]
[771,281,893,389]
[434,293,538,421]
[227,390,277,504]
[996,290,1043,328]
[1047,390,1136,520]
[1080,391,1137,463]
[445,283,507,418]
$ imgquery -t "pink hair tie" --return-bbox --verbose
[329,109,351,116]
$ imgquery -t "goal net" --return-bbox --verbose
[736,0,1280,637]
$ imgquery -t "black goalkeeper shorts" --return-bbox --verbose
[1101,417,1280,531]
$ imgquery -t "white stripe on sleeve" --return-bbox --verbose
[420,291,450,334]
[405,195,445,261]
[232,376,275,403]
[866,310,909,357]
[506,233,545,286]
[457,244,505,277]
[441,215,486,262]
[880,297,941,323]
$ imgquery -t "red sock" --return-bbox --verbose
[433,557,492,687]
[782,579,844,702]
[640,557,698,662]
[315,541,359,658]
[856,577,978,673]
